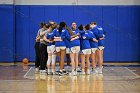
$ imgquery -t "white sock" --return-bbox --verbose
[52,69,55,73]
[72,69,75,72]
[82,69,85,72]
[48,69,51,73]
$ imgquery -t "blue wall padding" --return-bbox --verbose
[0,5,140,62]
[0,5,15,62]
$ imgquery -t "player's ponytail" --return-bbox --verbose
[58,22,66,34]
[66,27,74,36]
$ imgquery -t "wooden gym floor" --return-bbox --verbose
[0,62,140,93]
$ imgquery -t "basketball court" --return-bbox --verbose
[0,63,140,93]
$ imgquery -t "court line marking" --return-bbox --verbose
[125,67,140,78]
[23,67,33,78]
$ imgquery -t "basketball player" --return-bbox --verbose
[90,22,106,74]
[52,22,70,76]
[46,23,58,75]
[69,22,80,76]
[79,24,92,75]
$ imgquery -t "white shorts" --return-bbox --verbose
[56,46,66,52]
[98,46,105,50]
[91,48,98,53]
[66,48,70,54]
[81,49,91,55]
[71,46,80,53]
[47,45,56,53]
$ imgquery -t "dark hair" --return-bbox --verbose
[90,22,97,25]
[78,24,83,31]
[40,22,46,28]
[58,22,66,34]
[45,24,51,28]
[66,27,74,36]
[85,24,90,30]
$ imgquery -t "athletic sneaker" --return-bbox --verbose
[90,68,96,74]
[94,67,99,74]
[40,70,47,74]
[62,69,69,75]
[77,67,82,72]
[58,71,64,76]
[69,71,76,76]
[87,69,90,75]
[35,67,39,74]
[80,71,85,75]
[52,72,56,75]
[98,66,103,74]
[47,72,53,75]
[75,71,77,75]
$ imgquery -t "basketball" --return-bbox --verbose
[22,58,29,64]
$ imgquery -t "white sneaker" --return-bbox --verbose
[40,70,47,74]
[69,71,76,76]
[35,68,39,74]
[52,71,56,75]
[47,72,52,75]
[98,66,103,74]
[94,67,99,74]
[75,71,77,75]
[87,69,90,75]
[80,71,85,75]
[77,67,82,72]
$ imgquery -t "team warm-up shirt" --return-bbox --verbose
[80,30,92,50]
[70,29,80,48]
[64,32,70,48]
[91,26,106,46]
[46,31,55,46]
[52,28,70,47]
[89,31,98,48]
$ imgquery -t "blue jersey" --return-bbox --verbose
[64,38,70,48]
[89,31,98,48]
[46,32,55,46]
[91,26,105,46]
[70,29,80,47]
[52,28,70,47]
[80,30,92,50]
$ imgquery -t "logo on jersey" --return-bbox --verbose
[48,33,53,35]
[98,27,103,30]
[89,31,93,34]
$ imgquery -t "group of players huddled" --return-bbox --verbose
[34,21,106,76]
